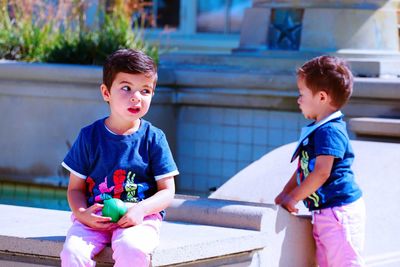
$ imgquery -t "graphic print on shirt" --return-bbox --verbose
[125,171,138,202]
[87,176,114,204]
[95,177,114,202]
[86,169,152,204]
[86,177,96,204]
[113,169,126,199]
[298,150,320,208]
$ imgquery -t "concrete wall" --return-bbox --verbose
[211,141,400,266]
[244,0,399,52]
[1,60,399,196]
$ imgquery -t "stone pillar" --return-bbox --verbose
[239,8,271,50]
[238,0,399,53]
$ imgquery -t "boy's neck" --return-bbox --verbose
[105,117,141,135]
[315,108,338,123]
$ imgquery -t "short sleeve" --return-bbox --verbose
[62,130,91,179]
[314,126,347,159]
[150,132,179,180]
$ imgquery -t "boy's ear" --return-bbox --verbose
[319,91,329,102]
[100,84,110,102]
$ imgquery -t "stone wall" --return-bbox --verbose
[241,0,399,52]
[0,59,399,196]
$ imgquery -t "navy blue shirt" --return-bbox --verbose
[292,113,362,211]
[62,118,179,208]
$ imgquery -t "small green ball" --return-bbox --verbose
[102,198,127,222]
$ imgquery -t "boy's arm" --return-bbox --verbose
[67,173,88,213]
[282,155,334,213]
[275,170,298,205]
[140,176,176,213]
[67,173,112,229]
[118,176,175,228]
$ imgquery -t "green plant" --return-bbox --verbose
[0,0,58,61]
[0,0,158,65]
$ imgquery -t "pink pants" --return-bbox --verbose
[60,213,162,267]
[312,197,366,267]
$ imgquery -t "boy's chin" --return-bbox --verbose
[304,114,314,120]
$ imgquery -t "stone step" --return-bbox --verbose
[349,117,400,139]
[160,52,400,77]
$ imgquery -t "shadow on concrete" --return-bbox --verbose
[275,207,316,267]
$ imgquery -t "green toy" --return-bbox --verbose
[102,198,127,222]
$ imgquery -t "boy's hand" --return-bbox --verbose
[75,203,115,230]
[117,203,146,228]
[280,195,299,214]
[275,191,287,205]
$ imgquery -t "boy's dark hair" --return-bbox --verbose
[297,55,353,109]
[103,49,157,90]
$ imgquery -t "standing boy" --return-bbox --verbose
[275,56,365,266]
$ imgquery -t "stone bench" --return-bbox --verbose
[0,196,273,267]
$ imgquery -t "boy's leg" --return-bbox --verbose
[312,215,329,267]
[60,218,111,267]
[111,213,162,267]
[313,198,366,267]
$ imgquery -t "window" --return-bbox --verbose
[141,0,251,53]
[196,0,251,34]
[155,0,180,29]
[135,0,180,30]
[140,0,250,34]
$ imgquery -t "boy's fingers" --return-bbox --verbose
[96,215,112,222]
[93,222,114,230]
[289,206,299,214]
[94,203,104,211]
[87,203,103,213]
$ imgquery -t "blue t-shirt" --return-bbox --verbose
[292,114,362,211]
[62,118,179,209]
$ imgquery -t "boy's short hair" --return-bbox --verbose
[297,56,353,109]
[103,49,158,90]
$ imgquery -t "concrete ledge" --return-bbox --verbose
[0,61,101,84]
[165,195,276,231]
[0,198,270,266]
[349,117,400,138]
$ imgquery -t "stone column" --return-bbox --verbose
[238,0,399,53]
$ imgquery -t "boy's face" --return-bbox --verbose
[101,72,155,124]
[297,77,330,122]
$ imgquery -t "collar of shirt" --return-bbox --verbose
[290,110,343,162]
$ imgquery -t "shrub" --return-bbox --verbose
[0,0,57,61]
[0,0,158,65]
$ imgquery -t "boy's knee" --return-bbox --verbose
[60,243,94,267]
[114,246,150,267]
